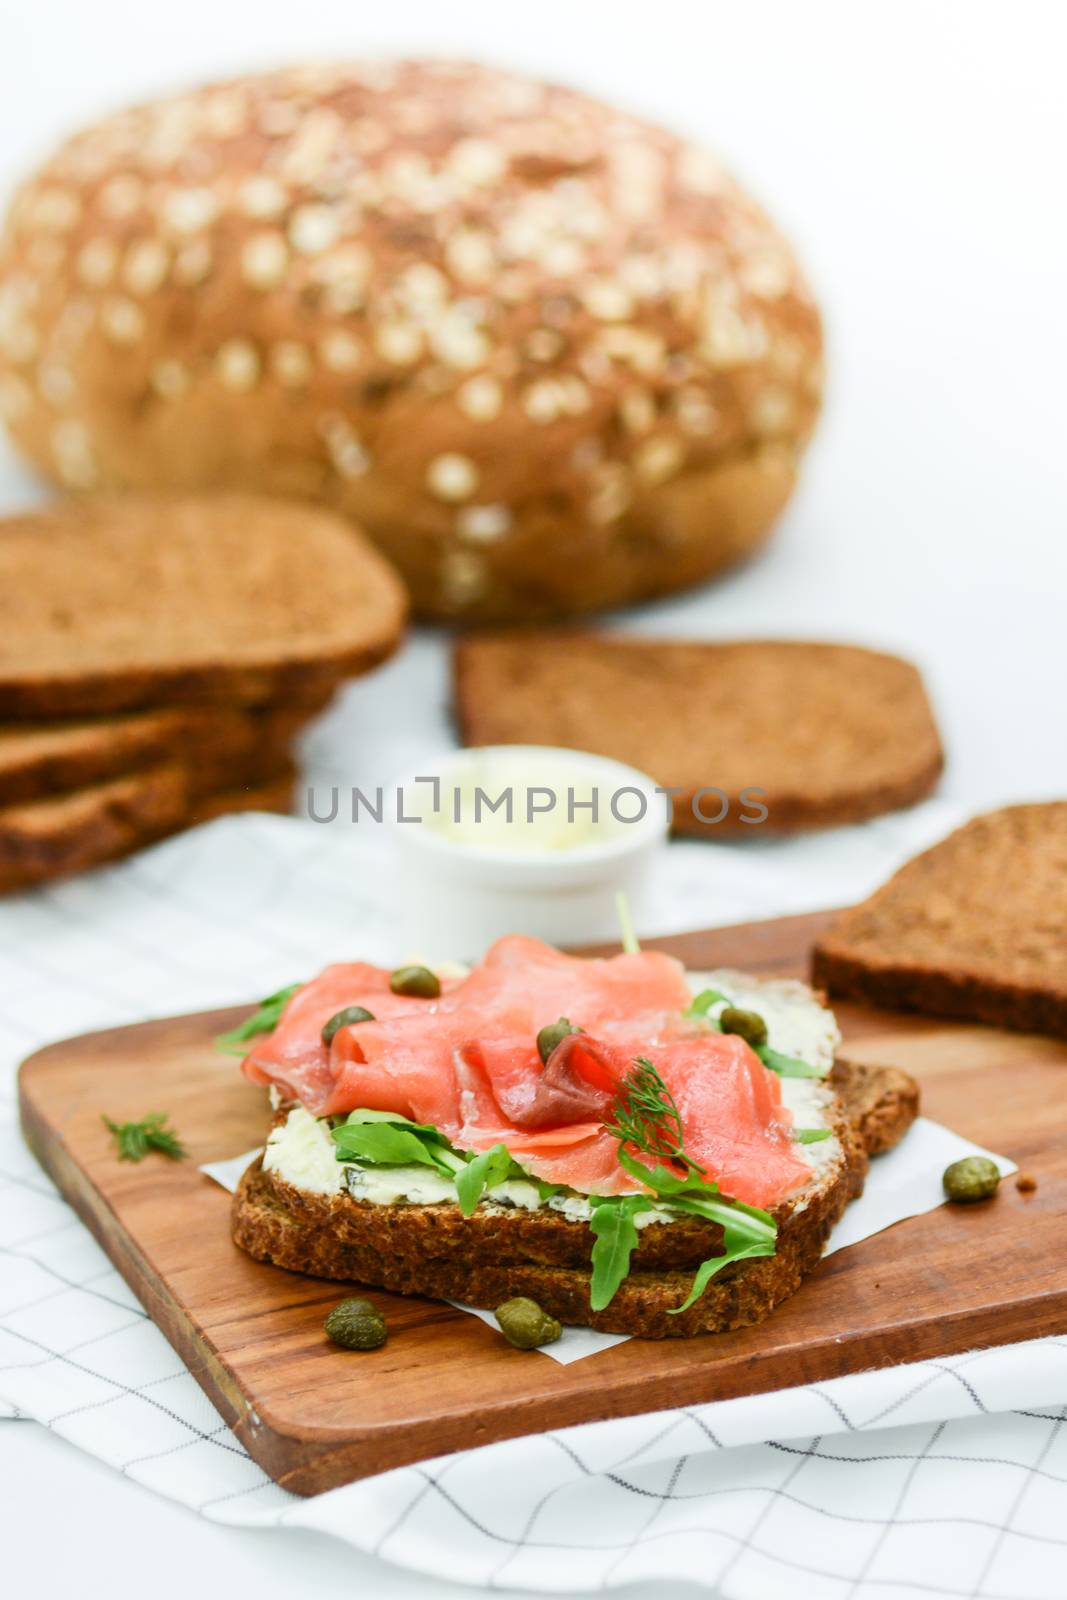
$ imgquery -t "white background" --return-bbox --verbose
[2,3,1066,1597]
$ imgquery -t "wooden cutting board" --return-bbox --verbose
[17,910,1067,1495]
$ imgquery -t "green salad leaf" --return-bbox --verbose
[329,1110,554,1213]
[342,1108,452,1144]
[669,1229,778,1314]
[683,988,729,1020]
[795,1127,832,1144]
[331,1117,460,1175]
[616,1144,710,1197]
[680,986,829,1082]
[605,1099,778,1315]
[589,1194,654,1310]
[215,983,302,1055]
[455,1143,529,1216]
[757,1045,827,1079]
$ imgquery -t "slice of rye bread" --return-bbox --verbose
[0,753,296,894]
[0,494,407,718]
[453,633,944,835]
[0,698,327,807]
[231,1059,918,1339]
[812,802,1067,1038]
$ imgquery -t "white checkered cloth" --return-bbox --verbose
[4,805,1067,1600]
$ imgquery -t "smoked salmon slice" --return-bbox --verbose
[241,937,812,1207]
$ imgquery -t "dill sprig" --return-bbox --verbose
[603,1056,705,1176]
[103,1112,186,1163]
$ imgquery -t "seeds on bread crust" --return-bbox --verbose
[0,61,822,621]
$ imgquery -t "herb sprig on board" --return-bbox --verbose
[103,1112,186,1163]
[215,983,302,1055]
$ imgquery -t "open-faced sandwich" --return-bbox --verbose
[229,937,918,1338]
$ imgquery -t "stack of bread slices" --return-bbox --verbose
[0,494,406,893]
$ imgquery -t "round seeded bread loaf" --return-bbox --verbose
[0,61,823,621]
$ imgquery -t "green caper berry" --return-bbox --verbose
[324,1297,387,1350]
[536,1016,582,1064]
[494,1296,563,1350]
[943,1155,1001,1203]
[719,1006,769,1048]
[389,964,441,999]
[321,1005,375,1046]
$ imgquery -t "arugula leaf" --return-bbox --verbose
[657,1190,777,1314]
[616,1144,715,1197]
[331,1119,457,1174]
[611,1144,778,1315]
[342,1108,451,1143]
[454,1143,529,1216]
[617,1147,774,1233]
[756,1045,827,1079]
[679,990,829,1079]
[795,1127,832,1144]
[659,1189,775,1230]
[683,988,728,1020]
[589,1194,654,1310]
[670,1231,778,1314]
[215,983,302,1055]
[103,1112,186,1163]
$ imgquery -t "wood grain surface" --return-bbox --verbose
[17,909,1067,1494]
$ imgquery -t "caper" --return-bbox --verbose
[494,1296,563,1350]
[536,1016,582,1064]
[720,1006,769,1048]
[943,1155,1001,1203]
[321,1005,375,1046]
[324,1297,388,1350]
[389,964,441,999]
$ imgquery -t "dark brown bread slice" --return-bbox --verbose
[830,1057,920,1156]
[813,803,1067,1038]
[0,494,406,717]
[231,1059,917,1339]
[453,633,943,836]
[0,699,325,806]
[0,753,295,894]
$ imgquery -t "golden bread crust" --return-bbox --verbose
[0,62,822,621]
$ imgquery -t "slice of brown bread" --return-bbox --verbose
[0,699,325,807]
[231,1058,918,1339]
[453,633,943,835]
[0,495,407,717]
[813,803,1067,1038]
[0,754,295,894]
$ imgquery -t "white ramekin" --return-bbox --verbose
[389,745,669,957]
